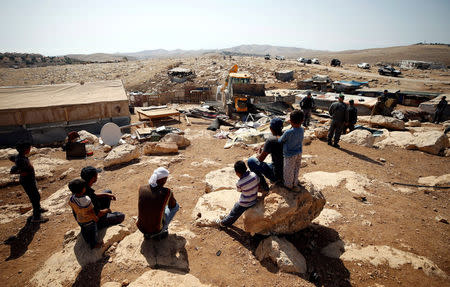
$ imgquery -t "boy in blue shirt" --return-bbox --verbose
[279,110,304,189]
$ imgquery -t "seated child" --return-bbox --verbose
[216,161,259,227]
[68,178,109,249]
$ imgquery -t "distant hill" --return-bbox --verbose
[116,44,450,66]
[65,53,133,63]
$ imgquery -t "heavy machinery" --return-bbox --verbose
[218,65,252,115]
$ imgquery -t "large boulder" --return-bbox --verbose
[364,115,405,130]
[302,170,372,196]
[113,230,189,271]
[160,133,191,148]
[405,120,421,127]
[192,189,240,227]
[0,148,17,160]
[243,185,325,234]
[204,166,236,193]
[128,270,209,287]
[418,174,450,187]
[142,142,178,155]
[374,131,416,149]
[255,236,307,274]
[340,129,374,147]
[31,225,130,287]
[413,131,448,155]
[78,130,99,144]
[314,126,329,139]
[104,144,140,167]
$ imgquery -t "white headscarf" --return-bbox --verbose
[148,167,170,187]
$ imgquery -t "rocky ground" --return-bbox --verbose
[0,56,449,287]
[0,110,449,287]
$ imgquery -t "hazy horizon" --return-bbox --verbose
[1,0,449,56]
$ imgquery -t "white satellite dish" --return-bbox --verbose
[100,122,122,146]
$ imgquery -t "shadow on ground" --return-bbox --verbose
[4,217,41,261]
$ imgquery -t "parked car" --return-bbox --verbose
[264,54,270,60]
[378,66,401,76]
[331,59,341,66]
[312,58,320,64]
[297,57,304,62]
[357,63,370,69]
[275,55,285,60]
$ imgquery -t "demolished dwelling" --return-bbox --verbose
[0,80,130,146]
[297,74,331,91]
[399,60,445,70]
[418,94,450,121]
[264,89,301,104]
[275,70,294,82]
[296,92,377,115]
[167,67,195,83]
[332,80,368,93]
[355,88,440,107]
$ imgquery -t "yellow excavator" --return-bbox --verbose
[220,65,252,115]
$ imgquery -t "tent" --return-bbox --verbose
[0,80,130,146]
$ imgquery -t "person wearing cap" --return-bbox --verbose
[432,96,447,124]
[300,91,316,127]
[247,117,284,191]
[137,167,179,239]
[327,94,348,148]
[9,142,48,223]
[345,99,358,133]
[80,166,124,227]
[371,90,388,116]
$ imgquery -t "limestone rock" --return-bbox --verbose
[60,167,75,179]
[418,174,450,187]
[101,282,122,287]
[142,142,178,155]
[405,120,421,127]
[31,225,130,287]
[312,208,343,226]
[302,170,372,196]
[104,145,112,152]
[0,148,17,160]
[78,130,99,144]
[192,190,240,227]
[128,270,209,287]
[340,129,374,147]
[161,133,191,148]
[243,185,325,234]
[314,126,329,139]
[204,166,236,193]
[114,230,189,271]
[374,131,416,149]
[413,131,448,155]
[445,148,450,157]
[104,144,140,167]
[0,167,19,187]
[365,115,405,130]
[255,236,307,274]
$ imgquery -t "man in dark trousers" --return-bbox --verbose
[80,166,125,228]
[345,99,358,133]
[433,96,447,124]
[137,167,179,239]
[10,142,48,223]
[328,94,348,148]
[300,91,315,127]
[247,117,284,191]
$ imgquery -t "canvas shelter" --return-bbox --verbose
[0,80,130,146]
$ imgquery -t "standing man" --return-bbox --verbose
[433,96,447,124]
[346,99,358,133]
[137,167,179,239]
[247,118,284,191]
[10,142,48,223]
[300,91,315,127]
[328,94,348,148]
[80,166,125,227]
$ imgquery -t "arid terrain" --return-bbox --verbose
[0,46,449,287]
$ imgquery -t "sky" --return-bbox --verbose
[1,0,449,56]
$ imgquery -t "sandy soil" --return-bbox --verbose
[0,111,449,287]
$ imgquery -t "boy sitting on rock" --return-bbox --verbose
[68,178,109,249]
[216,161,260,228]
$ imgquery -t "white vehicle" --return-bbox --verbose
[297,57,304,62]
[312,58,320,64]
[357,62,370,69]
[275,55,285,60]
